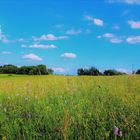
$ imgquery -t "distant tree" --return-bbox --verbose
[0,65,18,74]
[17,66,32,74]
[0,64,54,75]
[104,69,125,76]
[37,65,47,75]
[77,68,85,75]
[77,67,102,76]
[47,69,54,75]
[89,67,101,76]
[136,69,140,74]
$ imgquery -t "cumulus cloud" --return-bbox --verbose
[85,15,104,26]
[33,34,68,41]
[66,29,82,35]
[107,0,140,5]
[21,44,57,49]
[52,67,65,73]
[93,18,104,26]
[61,53,77,59]
[23,53,43,61]
[126,35,140,44]
[100,33,123,43]
[128,20,140,29]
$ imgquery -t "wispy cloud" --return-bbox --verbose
[112,25,120,30]
[85,15,104,26]
[66,29,82,35]
[103,33,114,38]
[33,34,68,41]
[1,51,12,55]
[85,29,92,34]
[126,35,140,44]
[0,25,10,44]
[52,67,65,73]
[110,38,123,43]
[99,33,123,44]
[107,0,140,5]
[116,68,132,74]
[23,53,43,61]
[61,53,77,59]
[0,25,28,44]
[21,44,57,49]
[128,20,140,29]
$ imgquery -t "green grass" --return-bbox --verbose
[0,75,140,140]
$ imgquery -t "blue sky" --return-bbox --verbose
[0,0,140,74]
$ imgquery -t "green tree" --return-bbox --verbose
[136,69,140,74]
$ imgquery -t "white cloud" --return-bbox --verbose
[0,25,10,44]
[21,44,57,49]
[117,68,132,74]
[85,15,93,20]
[110,38,123,43]
[103,33,114,38]
[93,18,104,26]
[100,33,123,44]
[66,29,82,35]
[85,15,104,26]
[33,34,68,41]
[1,51,12,54]
[126,35,140,44]
[23,53,43,61]
[128,20,140,29]
[17,38,28,43]
[52,67,65,73]
[61,53,77,59]
[107,0,140,5]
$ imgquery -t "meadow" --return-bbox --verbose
[0,74,139,140]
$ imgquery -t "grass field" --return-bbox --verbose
[0,75,139,140]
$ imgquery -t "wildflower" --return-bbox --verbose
[114,126,119,136]
[114,126,122,137]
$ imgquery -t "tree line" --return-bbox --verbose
[1,65,140,76]
[77,67,140,76]
[0,64,53,75]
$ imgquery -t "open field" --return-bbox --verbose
[0,75,140,139]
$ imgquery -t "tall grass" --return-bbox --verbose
[0,75,139,139]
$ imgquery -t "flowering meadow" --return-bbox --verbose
[0,75,139,140]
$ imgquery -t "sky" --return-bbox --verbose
[0,0,140,74]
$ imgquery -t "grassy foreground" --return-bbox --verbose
[0,75,139,140]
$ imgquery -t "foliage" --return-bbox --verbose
[77,67,126,76]
[0,64,53,75]
[77,67,102,76]
[136,69,140,74]
[104,69,126,76]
